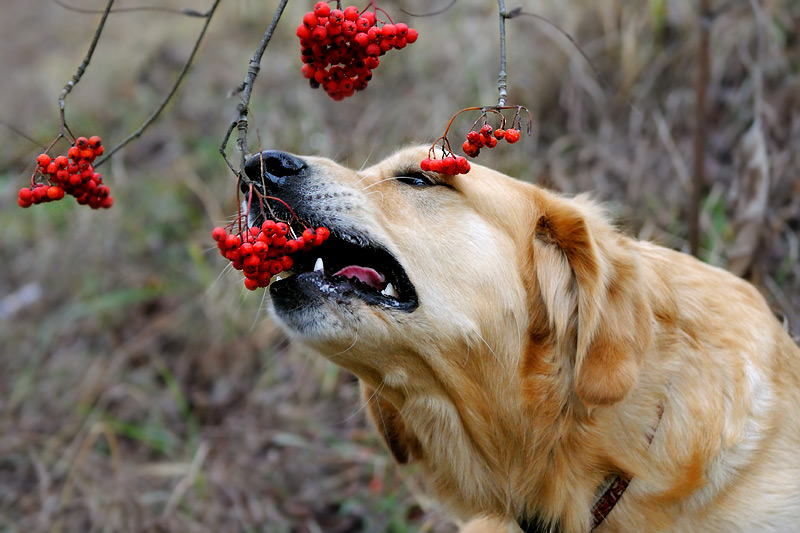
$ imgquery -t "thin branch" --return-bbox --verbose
[0,120,45,150]
[220,0,290,178]
[690,0,712,256]
[399,0,457,17]
[58,0,115,139]
[497,1,508,106]
[515,10,639,115]
[94,0,222,167]
[52,0,208,17]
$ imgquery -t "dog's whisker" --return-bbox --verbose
[361,176,402,191]
[358,146,376,172]
[362,190,385,206]
[325,332,359,360]
[345,377,385,422]
[249,284,272,331]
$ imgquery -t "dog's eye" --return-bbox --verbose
[395,172,434,188]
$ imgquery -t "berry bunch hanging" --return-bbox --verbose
[297,1,418,101]
[212,220,330,291]
[461,123,521,158]
[18,136,112,209]
[422,106,531,175]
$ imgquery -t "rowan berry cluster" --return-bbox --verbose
[212,221,331,290]
[18,136,112,209]
[419,154,471,175]
[298,2,418,101]
[461,124,520,158]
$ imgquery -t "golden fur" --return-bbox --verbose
[265,146,800,532]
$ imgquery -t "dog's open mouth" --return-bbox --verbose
[269,229,419,313]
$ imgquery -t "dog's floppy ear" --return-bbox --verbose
[533,195,653,406]
[362,384,421,464]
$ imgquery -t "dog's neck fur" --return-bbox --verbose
[353,327,660,533]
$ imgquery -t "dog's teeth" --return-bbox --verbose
[381,283,397,298]
[314,257,324,272]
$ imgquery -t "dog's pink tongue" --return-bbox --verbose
[334,266,386,289]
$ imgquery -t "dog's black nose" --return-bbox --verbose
[242,150,307,194]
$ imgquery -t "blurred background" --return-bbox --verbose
[1,0,798,531]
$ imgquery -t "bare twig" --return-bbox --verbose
[58,0,115,140]
[399,0,457,17]
[95,0,222,167]
[497,1,509,106]
[0,120,45,150]
[220,0,290,178]
[690,0,712,256]
[515,10,639,115]
[52,0,208,17]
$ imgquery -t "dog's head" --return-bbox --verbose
[245,146,654,515]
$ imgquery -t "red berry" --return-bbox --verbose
[356,17,371,31]
[225,234,241,250]
[316,227,330,241]
[301,63,316,79]
[212,227,227,241]
[361,11,376,26]
[302,227,316,243]
[420,158,431,171]
[428,159,442,173]
[494,129,505,140]
[274,222,289,237]
[88,136,102,149]
[342,20,357,36]
[36,154,51,168]
[505,128,521,143]
[328,9,344,24]
[314,2,331,17]
[18,188,33,202]
[406,28,419,43]
[47,186,63,200]
[382,24,397,38]
[54,156,69,168]
[456,157,471,174]
[75,137,89,148]
[297,24,312,40]
[244,278,261,291]
[303,11,319,29]
[311,26,327,40]
[487,136,498,148]
[343,6,359,21]
[354,32,369,47]
[466,131,482,146]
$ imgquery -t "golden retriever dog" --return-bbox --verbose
[241,146,800,532]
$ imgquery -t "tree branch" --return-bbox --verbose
[58,0,115,139]
[95,0,222,167]
[497,0,508,106]
[220,0,290,177]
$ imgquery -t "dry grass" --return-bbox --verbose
[0,0,798,532]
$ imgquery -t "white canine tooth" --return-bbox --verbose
[381,282,397,298]
[314,257,324,272]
